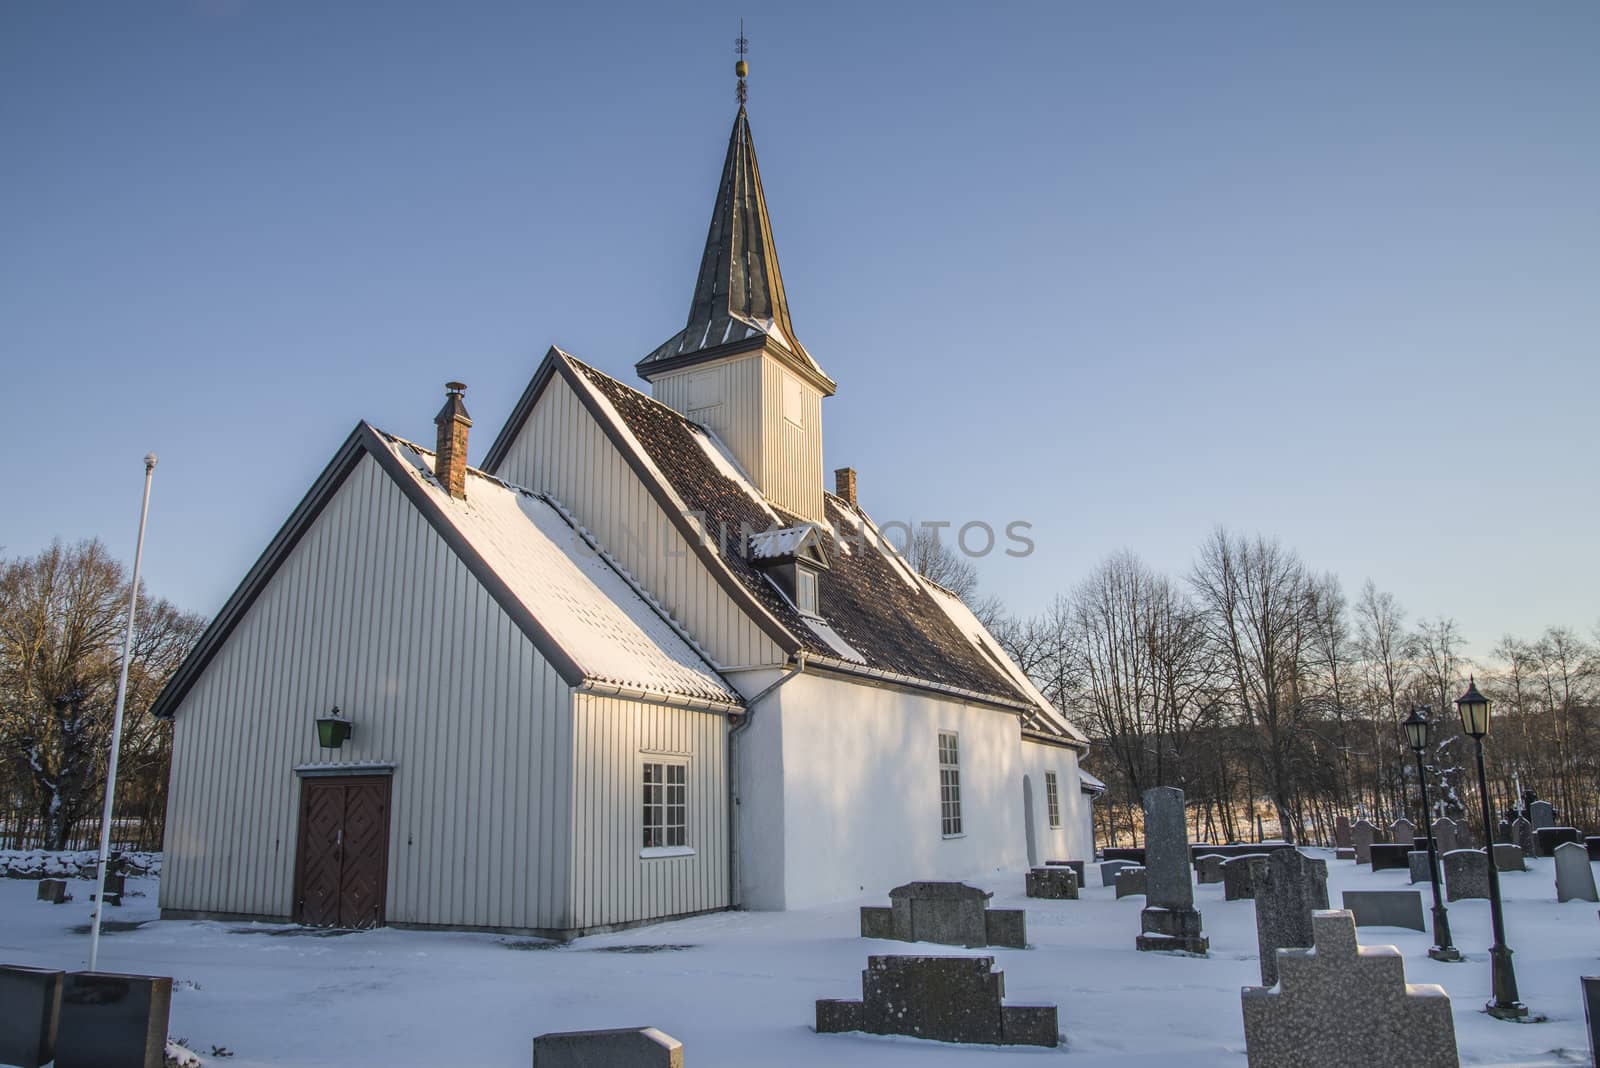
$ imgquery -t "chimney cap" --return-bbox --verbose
[445,381,467,393]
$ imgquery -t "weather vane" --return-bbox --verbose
[735,19,749,106]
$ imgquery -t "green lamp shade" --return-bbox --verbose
[316,709,353,749]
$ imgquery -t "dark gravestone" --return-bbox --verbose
[1555,842,1600,904]
[1582,976,1600,1068]
[1408,851,1433,884]
[1044,860,1085,884]
[1390,819,1417,849]
[1512,818,1535,856]
[1492,844,1527,873]
[1496,819,1512,845]
[0,965,63,1068]
[92,874,125,907]
[1136,786,1209,954]
[1432,819,1459,855]
[1099,860,1135,887]
[816,955,1058,1047]
[1586,836,1600,862]
[1335,816,1353,849]
[1225,855,1270,901]
[1335,847,1356,861]
[1242,911,1458,1068]
[1537,827,1583,857]
[1195,854,1227,884]
[36,880,70,904]
[1352,820,1378,864]
[1115,866,1147,899]
[1254,850,1329,985]
[1341,890,1426,932]
[531,1027,683,1067]
[1026,867,1078,900]
[857,882,1026,949]
[1102,847,1146,864]
[1529,799,1555,830]
[54,971,172,1068]
[1443,849,1490,902]
[1370,844,1411,872]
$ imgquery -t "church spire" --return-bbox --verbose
[636,45,833,395]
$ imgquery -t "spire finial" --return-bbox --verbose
[735,19,749,106]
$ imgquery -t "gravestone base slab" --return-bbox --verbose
[1136,906,1209,954]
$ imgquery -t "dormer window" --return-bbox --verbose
[795,566,818,616]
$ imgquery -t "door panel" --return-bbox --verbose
[294,776,390,928]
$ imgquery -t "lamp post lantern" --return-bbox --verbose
[1456,677,1529,1020]
[1402,707,1459,962]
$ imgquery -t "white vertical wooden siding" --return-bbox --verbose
[568,693,729,928]
[493,371,786,671]
[653,354,763,492]
[759,354,824,521]
[163,454,575,931]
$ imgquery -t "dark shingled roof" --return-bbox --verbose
[568,356,1037,706]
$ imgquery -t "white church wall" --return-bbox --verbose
[757,353,824,522]
[162,454,576,931]
[568,693,730,929]
[1019,739,1093,867]
[743,672,1028,910]
[492,369,788,672]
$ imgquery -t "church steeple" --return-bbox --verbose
[636,107,835,397]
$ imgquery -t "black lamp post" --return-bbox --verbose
[1456,678,1528,1020]
[1403,707,1460,962]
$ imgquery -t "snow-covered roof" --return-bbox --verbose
[381,433,739,708]
[1079,770,1107,794]
[748,525,822,563]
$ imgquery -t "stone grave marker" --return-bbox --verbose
[1555,841,1600,903]
[1370,844,1411,871]
[1408,851,1433,884]
[1136,786,1209,954]
[54,971,171,1068]
[1529,799,1555,830]
[1391,819,1417,848]
[1195,854,1227,884]
[36,879,70,904]
[1115,866,1147,899]
[1352,819,1379,864]
[1026,867,1078,900]
[1341,889,1426,931]
[532,1027,683,1067]
[1582,976,1600,1068]
[816,955,1058,1047]
[1241,910,1458,1068]
[1044,859,1085,884]
[858,882,1026,949]
[1537,827,1583,857]
[1335,847,1356,861]
[1335,816,1353,849]
[1225,855,1270,901]
[1102,847,1146,864]
[0,964,63,1068]
[1586,836,1600,862]
[1254,850,1328,984]
[1432,818,1458,855]
[1442,849,1489,902]
[1099,860,1134,887]
[1492,843,1527,873]
[1512,817,1535,856]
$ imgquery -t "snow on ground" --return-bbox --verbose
[1,850,1592,1066]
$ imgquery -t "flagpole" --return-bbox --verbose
[89,452,157,973]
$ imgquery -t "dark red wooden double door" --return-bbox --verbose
[294,776,391,928]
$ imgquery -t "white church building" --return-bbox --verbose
[151,102,1094,937]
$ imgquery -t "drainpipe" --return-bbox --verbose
[727,651,806,909]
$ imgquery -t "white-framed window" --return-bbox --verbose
[1045,771,1061,828]
[795,567,818,616]
[782,371,806,427]
[642,759,688,853]
[938,731,963,837]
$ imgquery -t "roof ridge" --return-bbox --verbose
[557,351,703,431]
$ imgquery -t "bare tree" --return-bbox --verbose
[907,524,979,602]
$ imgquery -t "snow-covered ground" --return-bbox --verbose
[1,849,1592,1066]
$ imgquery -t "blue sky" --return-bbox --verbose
[4,2,1596,659]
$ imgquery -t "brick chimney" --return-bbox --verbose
[834,467,857,507]
[434,382,472,500]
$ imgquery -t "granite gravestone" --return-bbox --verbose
[532,1028,683,1067]
[1431,818,1458,855]
[1044,860,1086,884]
[1529,799,1555,830]
[1554,841,1599,904]
[1225,855,1271,901]
[0,965,62,1068]
[1335,816,1353,849]
[1195,854,1227,884]
[1254,850,1329,984]
[1537,827,1583,857]
[1408,851,1433,885]
[1492,844,1527,873]
[858,882,1026,949]
[1241,910,1458,1068]
[1100,860,1135,887]
[1136,786,1209,954]
[1341,890,1426,932]
[816,955,1058,1047]
[54,971,171,1068]
[1512,818,1535,856]
[1353,820,1379,864]
[1115,866,1147,899]
[36,880,70,904]
[1369,844,1411,872]
[1443,850,1490,902]
[1582,976,1600,1068]
[1587,837,1600,862]
[1026,867,1078,900]
[1391,819,1417,849]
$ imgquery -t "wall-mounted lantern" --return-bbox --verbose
[316,706,353,749]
